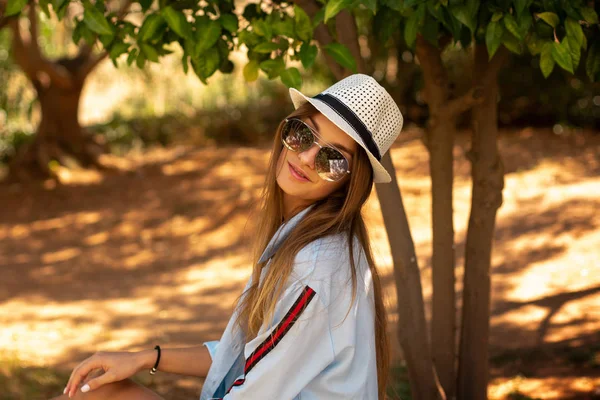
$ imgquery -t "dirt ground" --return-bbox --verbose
[0,125,599,400]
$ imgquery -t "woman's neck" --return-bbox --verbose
[282,194,313,222]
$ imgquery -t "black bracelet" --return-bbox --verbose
[150,345,161,375]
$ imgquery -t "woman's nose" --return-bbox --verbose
[297,144,320,169]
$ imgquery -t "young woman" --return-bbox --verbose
[55,73,403,400]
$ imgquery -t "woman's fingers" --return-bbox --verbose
[66,357,101,397]
[79,370,115,393]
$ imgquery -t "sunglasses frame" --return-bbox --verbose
[281,117,352,182]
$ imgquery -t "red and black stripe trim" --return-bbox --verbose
[244,285,316,374]
[223,285,316,395]
[225,378,245,394]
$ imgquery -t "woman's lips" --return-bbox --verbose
[288,161,310,182]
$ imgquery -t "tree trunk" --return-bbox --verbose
[7,78,106,181]
[415,36,457,399]
[376,153,446,400]
[428,118,457,397]
[457,44,506,400]
[3,4,122,183]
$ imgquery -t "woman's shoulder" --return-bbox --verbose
[291,233,368,294]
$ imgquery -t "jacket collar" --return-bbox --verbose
[257,204,315,264]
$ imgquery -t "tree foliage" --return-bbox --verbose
[5,0,598,88]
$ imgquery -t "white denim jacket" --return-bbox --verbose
[199,205,378,400]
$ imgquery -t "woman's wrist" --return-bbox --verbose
[136,348,158,371]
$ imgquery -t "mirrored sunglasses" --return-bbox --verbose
[281,118,351,182]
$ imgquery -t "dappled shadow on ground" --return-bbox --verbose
[0,127,599,399]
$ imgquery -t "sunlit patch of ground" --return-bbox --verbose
[0,126,599,399]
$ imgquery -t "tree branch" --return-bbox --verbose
[78,50,109,78]
[27,1,41,57]
[479,45,510,87]
[0,0,9,30]
[9,5,74,89]
[335,9,366,74]
[415,35,450,111]
[446,86,485,116]
[293,0,345,79]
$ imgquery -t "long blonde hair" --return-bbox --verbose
[237,102,389,398]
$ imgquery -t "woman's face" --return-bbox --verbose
[276,112,357,205]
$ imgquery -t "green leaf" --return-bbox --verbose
[404,5,425,48]
[219,14,239,33]
[136,51,146,69]
[252,19,273,40]
[219,59,234,73]
[216,38,230,60]
[565,35,581,70]
[565,18,584,48]
[491,12,503,23]
[254,42,281,53]
[448,0,478,33]
[502,13,523,40]
[517,11,533,37]
[259,57,286,78]
[586,42,600,81]
[485,20,504,59]
[99,33,115,48]
[382,0,403,12]
[323,42,356,72]
[5,0,28,16]
[580,7,599,25]
[324,0,353,23]
[72,19,84,45]
[312,8,325,28]
[138,14,166,42]
[80,22,97,45]
[552,40,574,73]
[536,12,559,28]
[243,59,260,81]
[298,42,318,69]
[162,6,193,40]
[421,11,439,46]
[280,67,302,89]
[139,0,153,13]
[191,46,221,83]
[39,0,52,18]
[513,0,531,17]
[140,42,159,62]
[53,0,69,19]
[502,31,523,54]
[238,30,261,47]
[540,41,555,78]
[83,2,114,36]
[526,32,544,55]
[127,48,138,66]
[294,5,313,41]
[195,17,222,55]
[272,14,295,37]
[373,6,401,44]
[362,0,377,13]
[109,41,130,59]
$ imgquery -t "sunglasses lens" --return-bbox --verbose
[282,119,314,152]
[315,147,349,182]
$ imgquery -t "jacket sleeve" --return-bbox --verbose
[203,340,219,360]
[220,280,334,399]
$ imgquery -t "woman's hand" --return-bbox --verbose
[63,350,153,398]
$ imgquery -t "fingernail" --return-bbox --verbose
[81,384,90,393]
[63,387,67,394]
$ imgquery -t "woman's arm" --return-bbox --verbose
[136,345,212,377]
[64,345,213,397]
